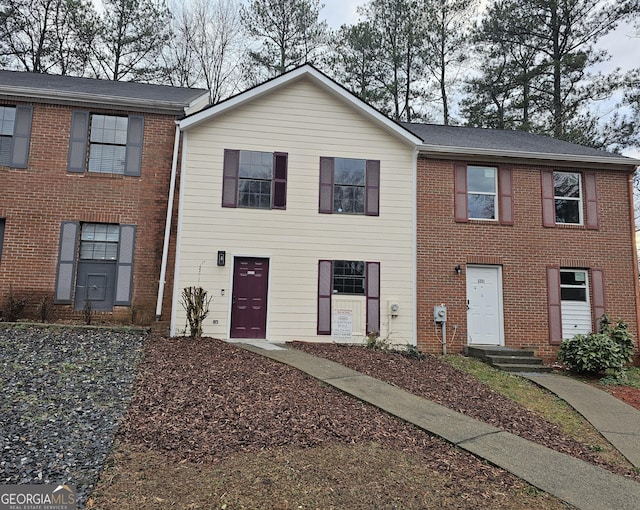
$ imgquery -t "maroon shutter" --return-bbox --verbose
[498,166,514,225]
[591,268,606,330]
[319,157,334,213]
[365,160,380,216]
[541,170,555,227]
[583,172,599,230]
[454,163,468,222]
[366,262,380,335]
[222,149,239,208]
[317,260,332,334]
[272,152,287,209]
[547,266,562,344]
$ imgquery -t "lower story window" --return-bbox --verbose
[333,260,366,294]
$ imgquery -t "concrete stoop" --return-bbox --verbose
[467,345,552,373]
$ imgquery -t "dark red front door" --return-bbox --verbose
[230,257,269,339]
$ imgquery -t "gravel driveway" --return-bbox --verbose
[0,325,145,506]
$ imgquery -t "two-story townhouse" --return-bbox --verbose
[0,71,208,324]
[170,65,639,365]
[405,124,640,362]
[170,66,420,343]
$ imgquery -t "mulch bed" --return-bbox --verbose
[290,341,640,481]
[120,337,639,484]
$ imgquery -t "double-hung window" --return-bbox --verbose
[541,169,598,229]
[553,172,582,224]
[0,107,16,164]
[333,260,366,295]
[467,165,498,220]
[67,111,144,176]
[0,105,32,168]
[88,115,128,174]
[319,157,380,216]
[454,163,513,224]
[222,149,288,209]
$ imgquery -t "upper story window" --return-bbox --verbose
[467,165,497,220]
[454,163,513,224]
[553,171,582,224]
[0,105,32,168]
[0,107,16,165]
[541,169,598,229]
[222,149,288,209]
[88,115,128,174]
[319,157,380,216]
[67,111,144,176]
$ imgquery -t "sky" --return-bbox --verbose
[316,0,639,158]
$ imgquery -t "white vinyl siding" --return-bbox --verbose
[174,78,415,344]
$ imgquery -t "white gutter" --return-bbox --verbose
[155,123,182,320]
[418,144,640,168]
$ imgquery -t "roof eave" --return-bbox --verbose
[0,85,207,114]
[418,144,640,170]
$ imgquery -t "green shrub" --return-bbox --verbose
[558,315,635,376]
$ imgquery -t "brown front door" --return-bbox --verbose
[230,257,269,339]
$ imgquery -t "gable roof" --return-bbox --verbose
[403,123,639,169]
[179,64,423,146]
[0,70,209,115]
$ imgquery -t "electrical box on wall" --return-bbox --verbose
[389,302,399,316]
[434,304,447,323]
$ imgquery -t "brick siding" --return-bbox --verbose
[0,101,179,326]
[417,157,639,363]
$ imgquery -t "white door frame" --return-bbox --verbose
[466,265,505,346]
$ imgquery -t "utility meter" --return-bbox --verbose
[434,304,447,323]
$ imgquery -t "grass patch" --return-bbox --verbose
[90,442,568,510]
[442,354,632,468]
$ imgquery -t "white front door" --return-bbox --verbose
[466,265,504,345]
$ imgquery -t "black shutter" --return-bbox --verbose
[222,149,240,208]
[319,157,334,214]
[11,105,32,168]
[114,225,136,306]
[365,160,380,216]
[67,111,89,173]
[54,222,79,304]
[318,260,332,334]
[272,152,288,209]
[124,115,144,176]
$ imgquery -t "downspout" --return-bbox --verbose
[155,122,181,320]
[627,170,640,351]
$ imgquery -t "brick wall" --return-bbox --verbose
[0,101,180,326]
[417,157,639,363]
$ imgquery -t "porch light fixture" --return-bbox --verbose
[217,251,226,266]
[454,265,462,275]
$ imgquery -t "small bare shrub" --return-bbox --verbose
[37,293,54,323]
[181,286,212,338]
[5,285,28,322]
[82,300,93,325]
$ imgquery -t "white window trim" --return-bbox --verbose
[554,171,583,226]
[467,165,498,221]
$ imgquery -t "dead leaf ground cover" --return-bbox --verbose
[90,337,636,509]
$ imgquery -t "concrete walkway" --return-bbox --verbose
[524,372,640,468]
[236,341,640,510]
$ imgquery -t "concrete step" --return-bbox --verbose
[466,345,550,373]
[493,363,553,373]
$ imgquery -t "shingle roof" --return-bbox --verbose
[402,122,638,166]
[0,70,208,114]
